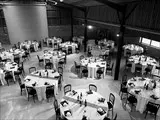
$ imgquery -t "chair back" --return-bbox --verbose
[122,74,127,85]
[45,62,53,69]
[89,84,97,92]
[54,99,59,112]
[64,84,72,95]
[109,93,115,107]
[146,102,160,114]
[29,67,36,73]
[58,67,63,74]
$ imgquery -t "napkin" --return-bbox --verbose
[150,95,159,100]
[64,110,72,117]
[61,100,69,107]
[98,98,105,103]
[72,90,77,95]
[97,108,106,115]
[134,90,141,94]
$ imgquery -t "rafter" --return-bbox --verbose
[48,0,85,12]
[94,0,125,12]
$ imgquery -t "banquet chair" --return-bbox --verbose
[30,44,35,52]
[103,113,117,120]
[125,58,132,72]
[135,63,142,77]
[68,46,72,54]
[48,41,53,48]
[126,49,131,57]
[38,41,42,50]
[125,92,137,112]
[53,43,58,50]
[46,85,55,102]
[106,62,114,76]
[18,62,25,76]
[64,84,72,95]
[64,54,67,64]
[29,67,36,73]
[107,93,115,119]
[58,58,65,68]
[43,39,47,47]
[122,74,127,86]
[26,86,37,103]
[13,55,20,64]
[17,77,25,95]
[144,102,160,120]
[145,64,153,76]
[45,62,53,69]
[58,74,63,91]
[5,71,15,86]
[54,99,61,120]
[75,43,80,53]
[96,67,105,79]
[58,67,63,75]
[119,83,128,100]
[62,47,67,55]
[25,50,31,58]
[37,55,44,66]
[81,66,88,78]
[74,61,81,74]
[89,84,97,92]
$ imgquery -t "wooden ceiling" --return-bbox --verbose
[62,0,141,7]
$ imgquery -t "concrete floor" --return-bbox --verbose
[0,46,159,120]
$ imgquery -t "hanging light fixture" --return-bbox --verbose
[87,25,93,29]
[60,0,64,2]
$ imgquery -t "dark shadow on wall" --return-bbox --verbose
[0,27,10,44]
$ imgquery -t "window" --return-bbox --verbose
[141,38,151,45]
[151,40,160,48]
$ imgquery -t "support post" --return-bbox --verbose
[71,9,73,41]
[84,8,87,52]
[114,10,126,80]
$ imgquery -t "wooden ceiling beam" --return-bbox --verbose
[94,0,125,12]
[48,0,85,12]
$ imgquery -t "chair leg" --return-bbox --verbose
[144,111,148,118]
[33,95,35,103]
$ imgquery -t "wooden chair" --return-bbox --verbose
[37,55,44,66]
[135,63,142,76]
[68,46,72,54]
[125,92,137,111]
[106,62,114,76]
[26,86,37,103]
[107,93,115,119]
[5,71,15,86]
[46,85,55,102]
[81,66,88,78]
[18,62,25,76]
[58,74,63,91]
[89,84,97,92]
[29,67,36,73]
[144,102,160,120]
[45,62,53,69]
[74,61,81,74]
[54,99,61,120]
[17,77,25,95]
[64,84,72,95]
[96,67,105,79]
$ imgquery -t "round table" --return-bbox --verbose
[81,57,106,79]
[46,37,62,47]
[24,69,59,101]
[98,39,114,49]
[20,41,39,51]
[91,46,110,57]
[123,44,144,56]
[60,89,108,120]
[42,50,65,69]
[128,55,157,74]
[127,77,160,115]
[59,42,78,54]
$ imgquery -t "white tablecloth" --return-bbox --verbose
[0,49,25,62]
[129,55,157,74]
[98,39,114,49]
[127,77,160,115]
[81,57,106,79]
[46,37,62,48]
[91,46,110,57]
[42,51,65,69]
[123,44,144,56]
[60,89,108,120]
[60,42,78,53]
[24,69,59,101]
[20,41,39,51]
[72,36,84,45]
